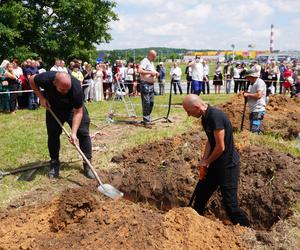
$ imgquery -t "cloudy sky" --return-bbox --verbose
[98,0,300,51]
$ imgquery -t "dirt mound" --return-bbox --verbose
[0,188,248,250]
[219,95,300,139]
[209,145,300,229]
[49,188,97,232]
[108,131,300,230]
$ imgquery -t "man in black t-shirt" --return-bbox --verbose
[29,71,94,179]
[182,94,250,227]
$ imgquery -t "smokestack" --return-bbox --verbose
[270,24,274,53]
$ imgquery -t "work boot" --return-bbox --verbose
[83,163,95,179]
[48,159,60,179]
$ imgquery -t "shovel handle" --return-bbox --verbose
[48,108,104,186]
[240,97,247,131]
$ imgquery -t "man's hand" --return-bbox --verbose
[198,159,208,180]
[69,133,78,145]
[40,98,50,109]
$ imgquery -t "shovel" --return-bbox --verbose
[240,96,247,131]
[48,108,123,200]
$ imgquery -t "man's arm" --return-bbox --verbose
[138,66,158,76]
[70,107,83,144]
[29,75,49,108]
[187,61,195,67]
[199,129,225,168]
[244,90,263,100]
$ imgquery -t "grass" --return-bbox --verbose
[1,92,300,206]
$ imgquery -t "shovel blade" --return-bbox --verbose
[98,184,124,200]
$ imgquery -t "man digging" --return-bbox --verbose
[30,71,95,179]
[183,94,250,227]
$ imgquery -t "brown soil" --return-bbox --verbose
[0,187,248,250]
[219,94,300,139]
[1,97,300,249]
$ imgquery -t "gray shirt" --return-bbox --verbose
[248,78,266,113]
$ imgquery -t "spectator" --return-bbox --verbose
[239,62,248,91]
[185,59,193,94]
[282,64,293,96]
[291,75,300,98]
[138,50,159,126]
[213,62,223,94]
[202,60,210,94]
[50,59,62,72]
[71,64,84,84]
[279,61,286,94]
[243,69,266,134]
[82,64,93,102]
[170,62,183,95]
[105,63,113,99]
[269,59,279,93]
[125,63,134,95]
[93,64,104,101]
[188,56,204,95]
[5,63,19,114]
[0,60,10,113]
[233,64,242,94]
[157,62,166,95]
[25,60,39,110]
[12,59,27,109]
[60,60,68,73]
[223,60,234,94]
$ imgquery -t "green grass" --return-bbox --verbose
[1,93,300,207]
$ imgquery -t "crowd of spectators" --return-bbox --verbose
[1,56,300,114]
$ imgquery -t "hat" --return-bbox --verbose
[244,69,260,78]
[159,62,163,65]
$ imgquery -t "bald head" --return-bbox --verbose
[54,72,71,95]
[182,94,207,118]
[148,50,157,62]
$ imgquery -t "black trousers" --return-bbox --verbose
[193,161,250,227]
[9,83,19,112]
[172,80,183,95]
[45,106,92,162]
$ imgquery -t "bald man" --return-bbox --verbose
[138,50,159,126]
[183,94,250,227]
[30,71,94,179]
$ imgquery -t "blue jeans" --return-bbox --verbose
[226,79,232,94]
[140,81,154,123]
[250,111,265,134]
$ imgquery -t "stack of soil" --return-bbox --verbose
[219,94,300,139]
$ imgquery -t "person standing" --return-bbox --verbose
[5,63,19,114]
[243,69,266,134]
[182,94,250,227]
[202,60,210,94]
[188,56,204,95]
[29,71,94,179]
[157,62,166,95]
[185,60,193,94]
[93,64,104,101]
[223,60,234,94]
[213,62,223,94]
[0,60,10,113]
[233,64,241,94]
[269,59,279,94]
[170,62,183,95]
[138,50,159,126]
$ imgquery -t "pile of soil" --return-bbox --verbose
[219,94,300,139]
[0,188,248,250]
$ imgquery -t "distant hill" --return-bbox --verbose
[98,47,218,62]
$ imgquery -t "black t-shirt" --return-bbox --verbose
[201,105,239,166]
[34,71,83,111]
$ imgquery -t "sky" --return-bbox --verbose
[98,0,300,51]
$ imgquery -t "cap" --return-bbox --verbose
[244,69,260,78]
[159,62,163,65]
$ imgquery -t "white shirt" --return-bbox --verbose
[233,68,240,78]
[191,62,204,81]
[248,78,266,113]
[120,66,127,80]
[140,57,156,83]
[50,65,63,72]
[203,64,209,76]
[170,67,182,81]
[13,67,23,77]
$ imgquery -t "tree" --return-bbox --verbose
[0,0,118,65]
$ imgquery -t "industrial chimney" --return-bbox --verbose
[270,24,274,53]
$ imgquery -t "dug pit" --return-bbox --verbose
[107,131,300,230]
